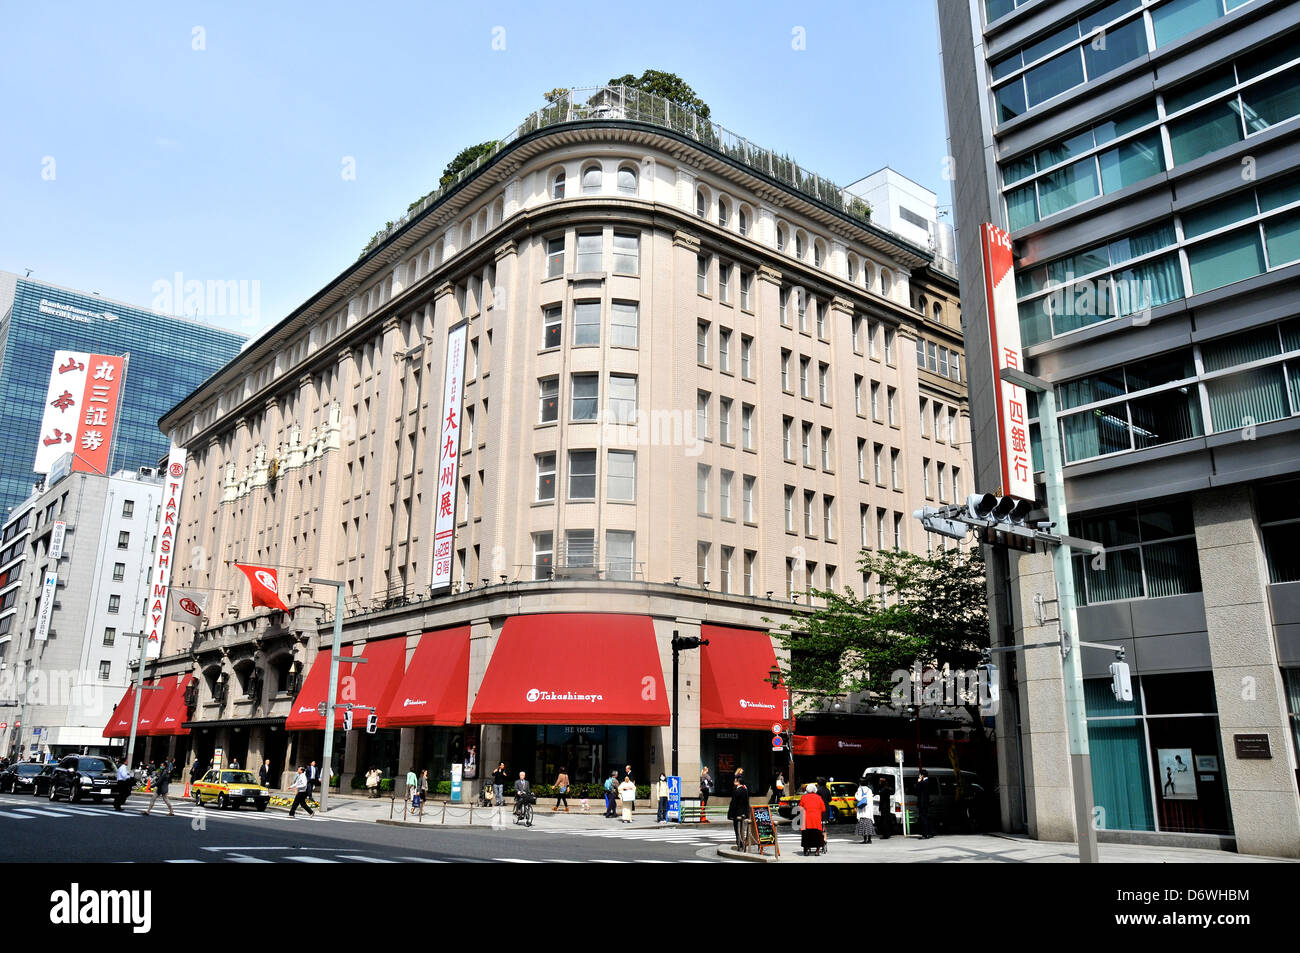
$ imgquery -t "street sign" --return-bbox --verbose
[32,728,41,736]
[771,735,783,750]
[0,722,7,729]
[748,805,780,856]
[894,748,904,764]
[770,723,783,734]
[667,775,681,822]
[782,698,790,720]
[450,763,463,802]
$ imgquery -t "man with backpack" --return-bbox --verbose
[604,770,618,817]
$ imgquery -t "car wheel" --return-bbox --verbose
[255,802,267,812]
[49,784,59,801]
[828,806,841,825]
[70,786,83,804]
[194,791,203,806]
[217,794,228,810]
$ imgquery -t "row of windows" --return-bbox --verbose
[919,397,962,447]
[1004,37,1300,231]
[698,467,758,522]
[535,449,640,503]
[531,529,638,580]
[915,337,962,382]
[1017,174,1300,345]
[1068,501,1202,605]
[696,322,756,378]
[545,229,640,278]
[536,373,638,424]
[541,300,639,350]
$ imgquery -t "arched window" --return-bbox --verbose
[617,164,637,194]
[776,223,788,252]
[813,239,826,268]
[475,209,488,237]
[847,254,858,283]
[581,163,602,194]
[918,295,927,314]
[461,221,472,249]
[933,302,942,322]
[738,206,750,237]
[880,269,892,296]
[551,170,566,200]
[696,187,708,218]
[717,196,730,228]
[795,231,806,259]
[863,260,875,289]
[491,196,504,226]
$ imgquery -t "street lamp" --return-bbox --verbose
[765,665,796,795]
[669,632,708,785]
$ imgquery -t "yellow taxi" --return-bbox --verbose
[777,780,859,824]
[191,769,271,811]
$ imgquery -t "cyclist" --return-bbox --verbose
[513,771,532,820]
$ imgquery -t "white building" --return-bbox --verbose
[847,167,957,272]
[0,464,163,759]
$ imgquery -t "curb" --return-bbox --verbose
[716,847,779,863]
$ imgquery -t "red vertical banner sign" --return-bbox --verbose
[432,321,468,590]
[33,350,126,475]
[146,446,187,659]
[75,354,125,475]
[980,223,1035,501]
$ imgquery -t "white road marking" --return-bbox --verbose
[338,855,396,863]
[12,808,74,818]
[0,812,33,821]
[164,859,204,863]
[494,857,541,863]
[395,856,448,863]
[284,855,340,863]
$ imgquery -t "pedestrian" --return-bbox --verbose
[816,777,832,823]
[604,770,618,817]
[513,771,531,819]
[190,758,205,787]
[727,773,751,849]
[699,766,714,823]
[142,759,175,817]
[406,767,418,808]
[623,764,633,784]
[798,782,827,856]
[553,767,570,812]
[418,769,430,811]
[875,776,894,839]
[771,772,786,805]
[287,766,313,817]
[112,758,133,812]
[492,762,508,806]
[618,774,637,823]
[307,760,320,797]
[656,772,669,823]
[917,768,935,839]
[854,775,877,844]
[365,767,380,798]
[258,759,272,788]
[229,758,239,770]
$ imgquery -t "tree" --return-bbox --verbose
[772,546,989,718]
[439,140,500,188]
[605,70,711,119]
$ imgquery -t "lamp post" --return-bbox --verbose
[765,665,796,795]
[309,578,349,814]
[669,631,707,782]
[122,633,162,771]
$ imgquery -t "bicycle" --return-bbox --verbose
[513,792,535,827]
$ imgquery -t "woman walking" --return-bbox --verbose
[727,773,751,849]
[418,769,430,811]
[656,772,669,823]
[854,775,877,844]
[553,767,570,812]
[699,766,714,823]
[618,774,637,823]
[365,767,380,798]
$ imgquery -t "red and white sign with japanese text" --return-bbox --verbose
[34,351,125,475]
[432,321,468,590]
[145,445,186,659]
[980,224,1034,501]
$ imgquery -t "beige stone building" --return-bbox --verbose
[128,87,970,799]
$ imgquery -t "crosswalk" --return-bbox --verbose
[0,799,350,825]
[154,849,717,864]
[558,824,740,848]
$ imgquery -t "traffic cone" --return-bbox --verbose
[145,778,151,793]
[183,782,190,798]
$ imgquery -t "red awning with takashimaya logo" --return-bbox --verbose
[103,682,144,738]
[379,626,470,727]
[469,614,670,726]
[140,673,195,736]
[285,637,406,730]
[699,625,790,731]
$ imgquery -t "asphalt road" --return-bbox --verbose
[0,791,728,864]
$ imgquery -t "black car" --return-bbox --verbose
[0,762,55,796]
[48,755,119,803]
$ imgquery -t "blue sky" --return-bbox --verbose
[0,1,953,337]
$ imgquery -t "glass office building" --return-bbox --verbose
[0,274,245,514]
[938,0,1300,856]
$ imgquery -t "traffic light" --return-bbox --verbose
[1109,661,1133,702]
[366,712,378,734]
[342,708,353,731]
[965,493,997,521]
[914,506,968,541]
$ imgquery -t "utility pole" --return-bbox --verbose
[669,631,707,788]
[309,578,367,813]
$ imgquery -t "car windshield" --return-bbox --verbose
[830,782,857,797]
[78,758,113,773]
[16,764,42,776]
[222,772,258,785]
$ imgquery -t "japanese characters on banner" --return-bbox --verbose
[432,321,468,589]
[34,571,57,642]
[34,351,125,475]
[145,446,186,659]
[49,521,66,560]
[980,223,1035,501]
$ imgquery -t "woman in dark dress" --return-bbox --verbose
[727,776,751,849]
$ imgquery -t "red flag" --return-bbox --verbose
[235,563,291,613]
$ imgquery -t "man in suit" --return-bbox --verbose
[258,758,272,788]
[307,760,319,796]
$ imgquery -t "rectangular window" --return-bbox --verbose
[818,363,830,403]
[920,397,929,436]
[953,466,962,501]
[697,465,711,515]
[743,475,756,523]
[99,661,111,681]
[740,271,753,310]
[952,353,961,382]
[546,236,565,277]
[103,627,116,646]
[804,491,816,536]
[720,470,733,519]
[885,329,895,364]
[894,512,903,549]
[568,450,597,499]
[858,438,867,480]
[854,375,864,414]
[853,316,864,354]
[566,530,595,569]
[697,254,709,295]
[816,301,828,339]
[539,377,559,423]
[118,531,129,549]
[924,458,932,498]
[874,443,884,484]
[797,291,808,333]
[535,453,556,501]
[612,231,639,274]
[939,347,950,377]
[877,508,887,550]
[108,594,121,614]
[916,337,926,368]
[823,495,835,541]
[887,387,898,426]
[719,546,733,593]
[112,562,125,582]
[719,397,733,444]
[802,422,813,466]
[861,505,870,547]
[741,336,753,378]
[698,323,710,365]
[606,531,636,580]
[122,500,134,518]
[610,301,639,347]
[1187,228,1267,294]
[533,533,553,580]
[799,357,810,398]
[744,551,757,596]
[891,449,900,489]
[719,329,732,373]
[781,350,791,391]
[742,404,754,449]
[821,428,832,470]
[571,374,598,420]
[608,374,637,423]
[938,463,947,502]
[697,391,710,439]
[576,231,602,272]
[783,417,793,460]
[607,450,636,501]
[573,301,600,346]
[697,542,710,587]
[871,382,881,421]
[719,262,732,304]
[543,305,562,349]
[780,287,790,326]
[785,486,796,533]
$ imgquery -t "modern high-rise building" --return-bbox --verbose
[130,86,972,796]
[0,273,247,515]
[938,0,1300,856]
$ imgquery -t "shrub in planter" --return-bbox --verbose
[379,778,394,793]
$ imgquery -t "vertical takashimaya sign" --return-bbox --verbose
[980,223,1035,501]
[34,571,57,642]
[49,521,66,560]
[34,351,126,475]
[145,446,187,659]
[432,321,468,590]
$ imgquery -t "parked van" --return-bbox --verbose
[860,766,987,833]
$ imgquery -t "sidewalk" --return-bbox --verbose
[716,831,1299,864]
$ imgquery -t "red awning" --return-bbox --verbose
[285,637,407,731]
[470,614,670,726]
[135,677,180,736]
[699,625,790,731]
[792,735,973,757]
[104,683,142,738]
[142,674,195,736]
[380,626,470,727]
